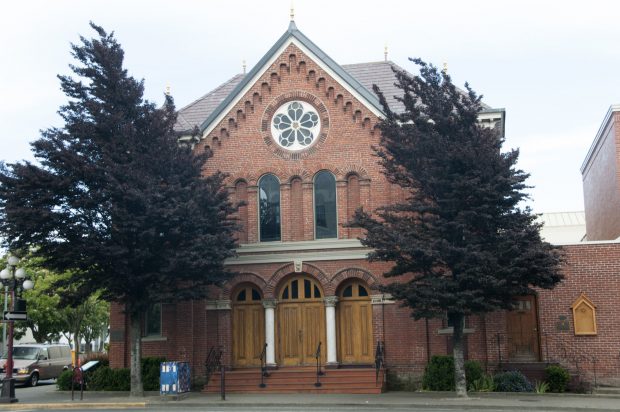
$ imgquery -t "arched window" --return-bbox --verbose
[314,171,337,239]
[259,174,281,242]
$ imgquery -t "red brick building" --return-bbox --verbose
[109,21,620,391]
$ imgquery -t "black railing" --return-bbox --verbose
[314,341,324,387]
[259,342,269,388]
[205,346,225,400]
[375,341,385,385]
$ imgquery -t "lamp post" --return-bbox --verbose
[0,255,34,403]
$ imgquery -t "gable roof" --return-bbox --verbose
[179,21,386,137]
[175,23,502,135]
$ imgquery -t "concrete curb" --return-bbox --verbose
[144,402,620,411]
[0,402,146,410]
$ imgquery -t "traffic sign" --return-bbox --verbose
[2,311,27,321]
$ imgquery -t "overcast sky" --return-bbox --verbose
[2,0,619,213]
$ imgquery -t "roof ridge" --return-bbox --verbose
[178,73,244,113]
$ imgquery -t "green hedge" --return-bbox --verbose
[89,367,131,391]
[545,365,570,393]
[421,355,484,391]
[56,356,165,391]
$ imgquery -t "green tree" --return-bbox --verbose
[0,24,237,396]
[80,296,109,354]
[350,59,563,397]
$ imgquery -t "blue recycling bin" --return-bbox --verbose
[160,361,191,395]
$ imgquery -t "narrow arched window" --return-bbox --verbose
[314,171,337,239]
[259,174,281,242]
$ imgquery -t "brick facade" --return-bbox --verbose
[108,23,620,389]
[582,107,620,241]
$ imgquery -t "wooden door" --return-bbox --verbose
[338,280,374,364]
[232,285,265,367]
[506,295,540,361]
[277,275,325,366]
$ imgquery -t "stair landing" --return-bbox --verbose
[203,366,385,394]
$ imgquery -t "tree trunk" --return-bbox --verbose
[129,312,144,397]
[73,329,80,366]
[451,312,468,398]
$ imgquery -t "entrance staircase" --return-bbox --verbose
[499,362,549,382]
[203,366,385,394]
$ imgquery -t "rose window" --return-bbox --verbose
[271,101,321,151]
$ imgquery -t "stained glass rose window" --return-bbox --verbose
[271,101,321,151]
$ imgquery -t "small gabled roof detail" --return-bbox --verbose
[198,21,385,138]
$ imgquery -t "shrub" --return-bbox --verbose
[422,355,454,391]
[422,356,486,391]
[142,357,165,391]
[493,370,534,392]
[545,365,570,393]
[88,366,130,391]
[57,369,74,391]
[469,374,495,392]
[464,360,484,385]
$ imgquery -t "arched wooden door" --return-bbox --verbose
[232,285,265,367]
[337,280,373,364]
[277,275,326,366]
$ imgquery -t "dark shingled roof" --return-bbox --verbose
[174,59,493,133]
[174,62,411,133]
[174,74,245,133]
[342,61,407,115]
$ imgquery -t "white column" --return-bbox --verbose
[263,299,277,366]
[324,296,338,366]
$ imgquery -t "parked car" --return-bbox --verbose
[0,344,72,386]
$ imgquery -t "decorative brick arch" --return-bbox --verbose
[247,167,287,186]
[221,272,268,300]
[284,167,312,183]
[335,163,370,180]
[329,267,379,295]
[265,262,329,298]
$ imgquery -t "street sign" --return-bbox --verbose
[2,311,27,321]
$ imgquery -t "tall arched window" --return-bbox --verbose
[314,171,337,239]
[259,174,281,242]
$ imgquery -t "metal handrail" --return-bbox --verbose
[314,341,324,387]
[259,342,269,388]
[205,346,222,383]
[375,341,385,385]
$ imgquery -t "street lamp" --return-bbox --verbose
[0,255,34,403]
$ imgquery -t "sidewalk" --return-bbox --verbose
[0,389,619,411]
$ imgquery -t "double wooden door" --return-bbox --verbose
[277,275,326,366]
[506,295,541,361]
[338,280,374,364]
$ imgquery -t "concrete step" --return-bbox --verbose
[595,387,620,395]
[203,366,384,394]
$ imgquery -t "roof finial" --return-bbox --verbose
[165,85,171,96]
[384,43,388,62]
[290,0,295,21]
[242,59,247,75]
[442,62,448,74]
